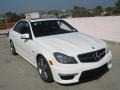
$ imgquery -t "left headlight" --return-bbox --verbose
[54,52,78,64]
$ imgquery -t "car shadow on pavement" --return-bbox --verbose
[59,67,109,86]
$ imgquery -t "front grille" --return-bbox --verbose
[78,48,105,63]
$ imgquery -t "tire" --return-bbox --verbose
[10,41,17,55]
[37,55,53,83]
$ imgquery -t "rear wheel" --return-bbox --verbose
[37,55,53,83]
[10,41,17,55]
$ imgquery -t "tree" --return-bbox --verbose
[105,7,114,16]
[95,5,103,16]
[19,13,25,19]
[72,6,81,17]
[53,11,59,17]
[114,0,120,15]
[4,12,22,22]
[72,6,91,17]
[115,0,120,9]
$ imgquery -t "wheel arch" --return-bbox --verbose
[10,39,12,43]
[9,39,15,46]
[36,54,45,63]
[36,53,53,67]
[35,50,53,64]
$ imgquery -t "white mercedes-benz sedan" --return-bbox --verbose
[9,18,112,84]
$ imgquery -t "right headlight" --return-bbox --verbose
[54,52,78,64]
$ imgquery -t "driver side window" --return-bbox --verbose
[13,21,23,33]
[20,21,31,34]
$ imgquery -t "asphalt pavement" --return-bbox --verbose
[0,37,120,90]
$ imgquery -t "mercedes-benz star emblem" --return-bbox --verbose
[93,52,100,60]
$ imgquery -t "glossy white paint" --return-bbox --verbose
[9,19,112,84]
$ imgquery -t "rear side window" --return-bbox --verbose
[13,21,23,33]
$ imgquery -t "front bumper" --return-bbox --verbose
[51,51,112,84]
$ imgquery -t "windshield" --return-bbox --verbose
[31,20,77,37]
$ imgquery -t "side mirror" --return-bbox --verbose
[21,34,30,39]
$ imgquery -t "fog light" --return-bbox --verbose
[59,73,78,80]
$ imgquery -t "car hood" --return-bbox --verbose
[35,32,106,55]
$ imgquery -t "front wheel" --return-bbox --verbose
[37,55,53,83]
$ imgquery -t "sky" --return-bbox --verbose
[0,0,117,14]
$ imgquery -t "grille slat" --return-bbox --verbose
[78,48,105,63]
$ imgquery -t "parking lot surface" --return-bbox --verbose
[0,37,120,90]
